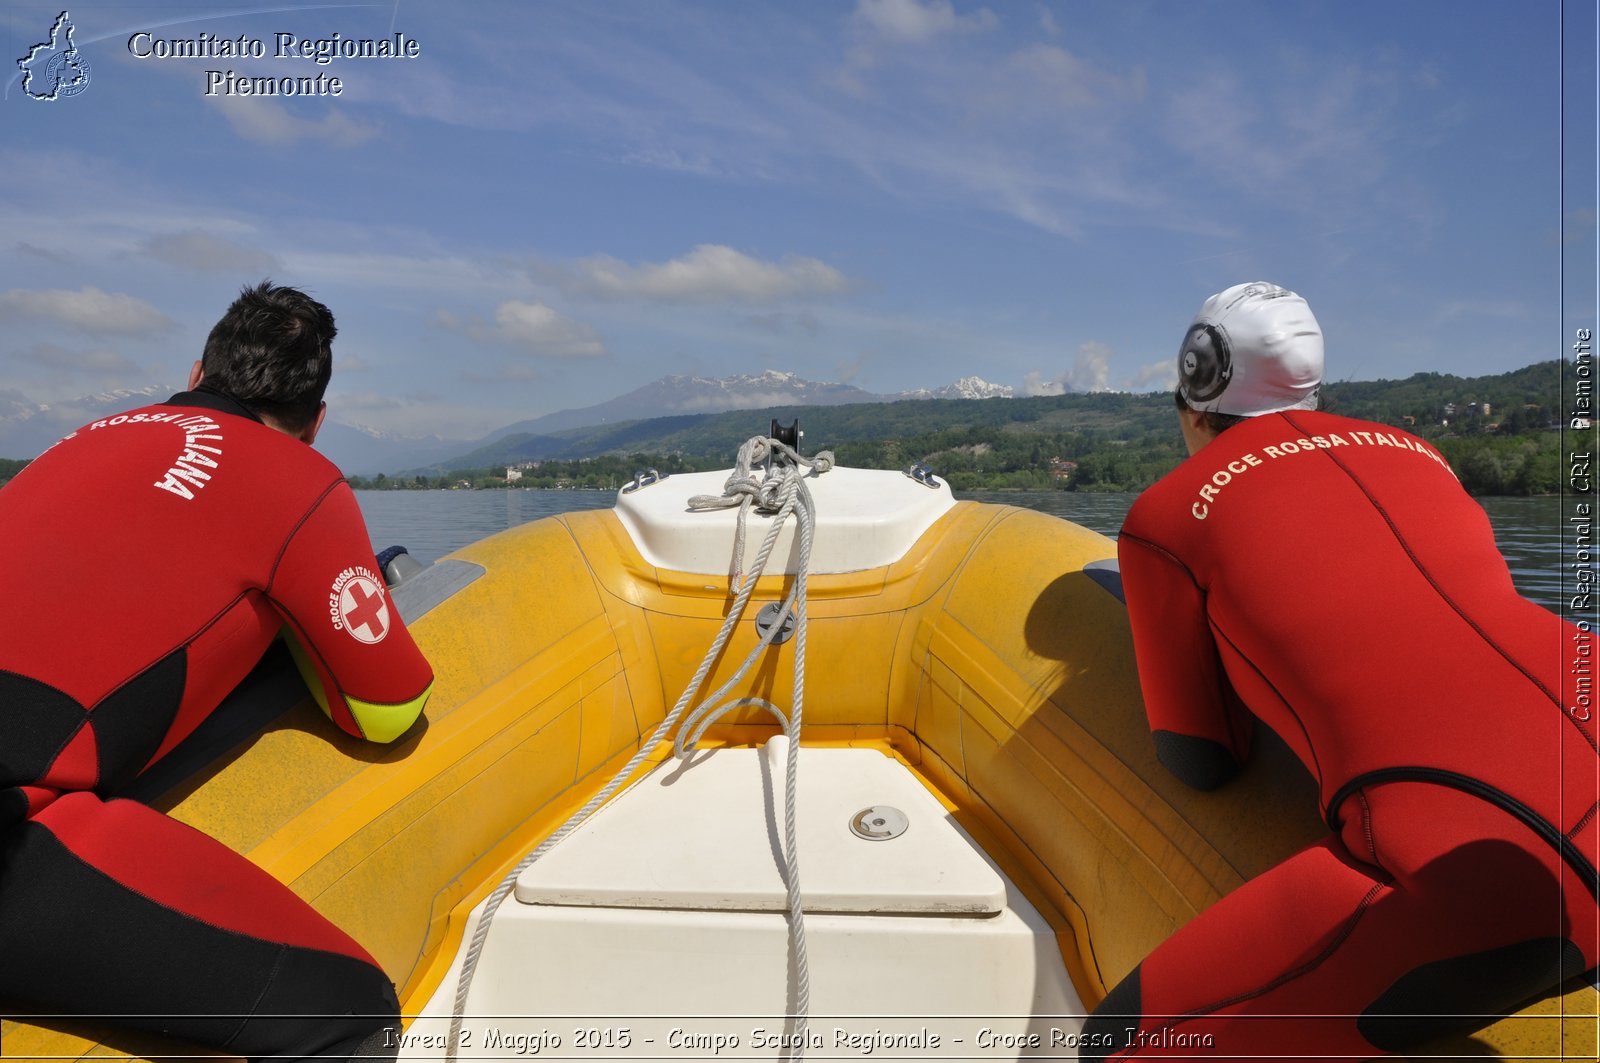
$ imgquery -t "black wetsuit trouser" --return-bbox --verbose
[0,790,400,1061]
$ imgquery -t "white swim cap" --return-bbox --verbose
[1177,282,1323,416]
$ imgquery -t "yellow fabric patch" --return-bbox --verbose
[348,683,433,743]
[283,628,430,742]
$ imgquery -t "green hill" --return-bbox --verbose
[385,360,1572,496]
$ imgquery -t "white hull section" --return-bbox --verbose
[402,740,1086,1059]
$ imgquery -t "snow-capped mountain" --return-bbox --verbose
[485,370,1010,442]
[0,385,172,458]
[485,369,888,441]
[899,376,1015,400]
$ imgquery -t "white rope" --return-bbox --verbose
[445,435,831,1062]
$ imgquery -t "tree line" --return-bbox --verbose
[350,423,1565,497]
[364,360,1571,496]
[0,458,31,486]
[381,361,1569,496]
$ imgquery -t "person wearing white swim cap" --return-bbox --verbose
[1080,284,1598,1059]
[1173,281,1325,456]
[1179,281,1324,412]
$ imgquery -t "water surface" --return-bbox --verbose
[356,489,1565,613]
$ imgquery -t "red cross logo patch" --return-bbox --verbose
[330,567,390,645]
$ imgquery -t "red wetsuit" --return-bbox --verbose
[0,387,433,1060]
[1083,410,1598,1060]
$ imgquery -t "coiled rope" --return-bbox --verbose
[445,435,833,1061]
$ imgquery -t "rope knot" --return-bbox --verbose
[449,431,825,1062]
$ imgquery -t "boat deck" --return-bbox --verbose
[402,737,1084,1058]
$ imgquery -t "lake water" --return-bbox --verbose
[355,488,1568,614]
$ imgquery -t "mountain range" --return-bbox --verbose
[480,370,1012,440]
[0,371,1016,476]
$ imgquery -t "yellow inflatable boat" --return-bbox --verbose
[4,438,1594,1061]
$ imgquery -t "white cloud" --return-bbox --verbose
[1068,340,1112,392]
[1130,359,1176,392]
[1002,44,1144,112]
[854,0,998,43]
[493,301,607,357]
[0,287,175,336]
[557,245,852,304]
[332,7,1174,246]
[1024,340,1117,395]
[208,95,380,147]
[139,230,281,274]
[7,341,141,375]
[1021,369,1064,397]
[816,16,1158,240]
[0,342,151,405]
[1159,61,1406,218]
[437,302,608,360]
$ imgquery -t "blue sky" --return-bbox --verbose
[1,1,1591,440]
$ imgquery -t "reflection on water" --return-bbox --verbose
[356,489,1566,614]
[355,488,618,566]
[1476,495,1566,614]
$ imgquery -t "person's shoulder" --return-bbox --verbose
[192,410,347,497]
[1123,462,1189,532]
[1283,409,1442,450]
[260,430,346,491]
[1281,408,1387,436]
[1283,408,1355,429]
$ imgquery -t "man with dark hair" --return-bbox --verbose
[197,279,336,434]
[0,281,434,1060]
[1083,282,1597,1058]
